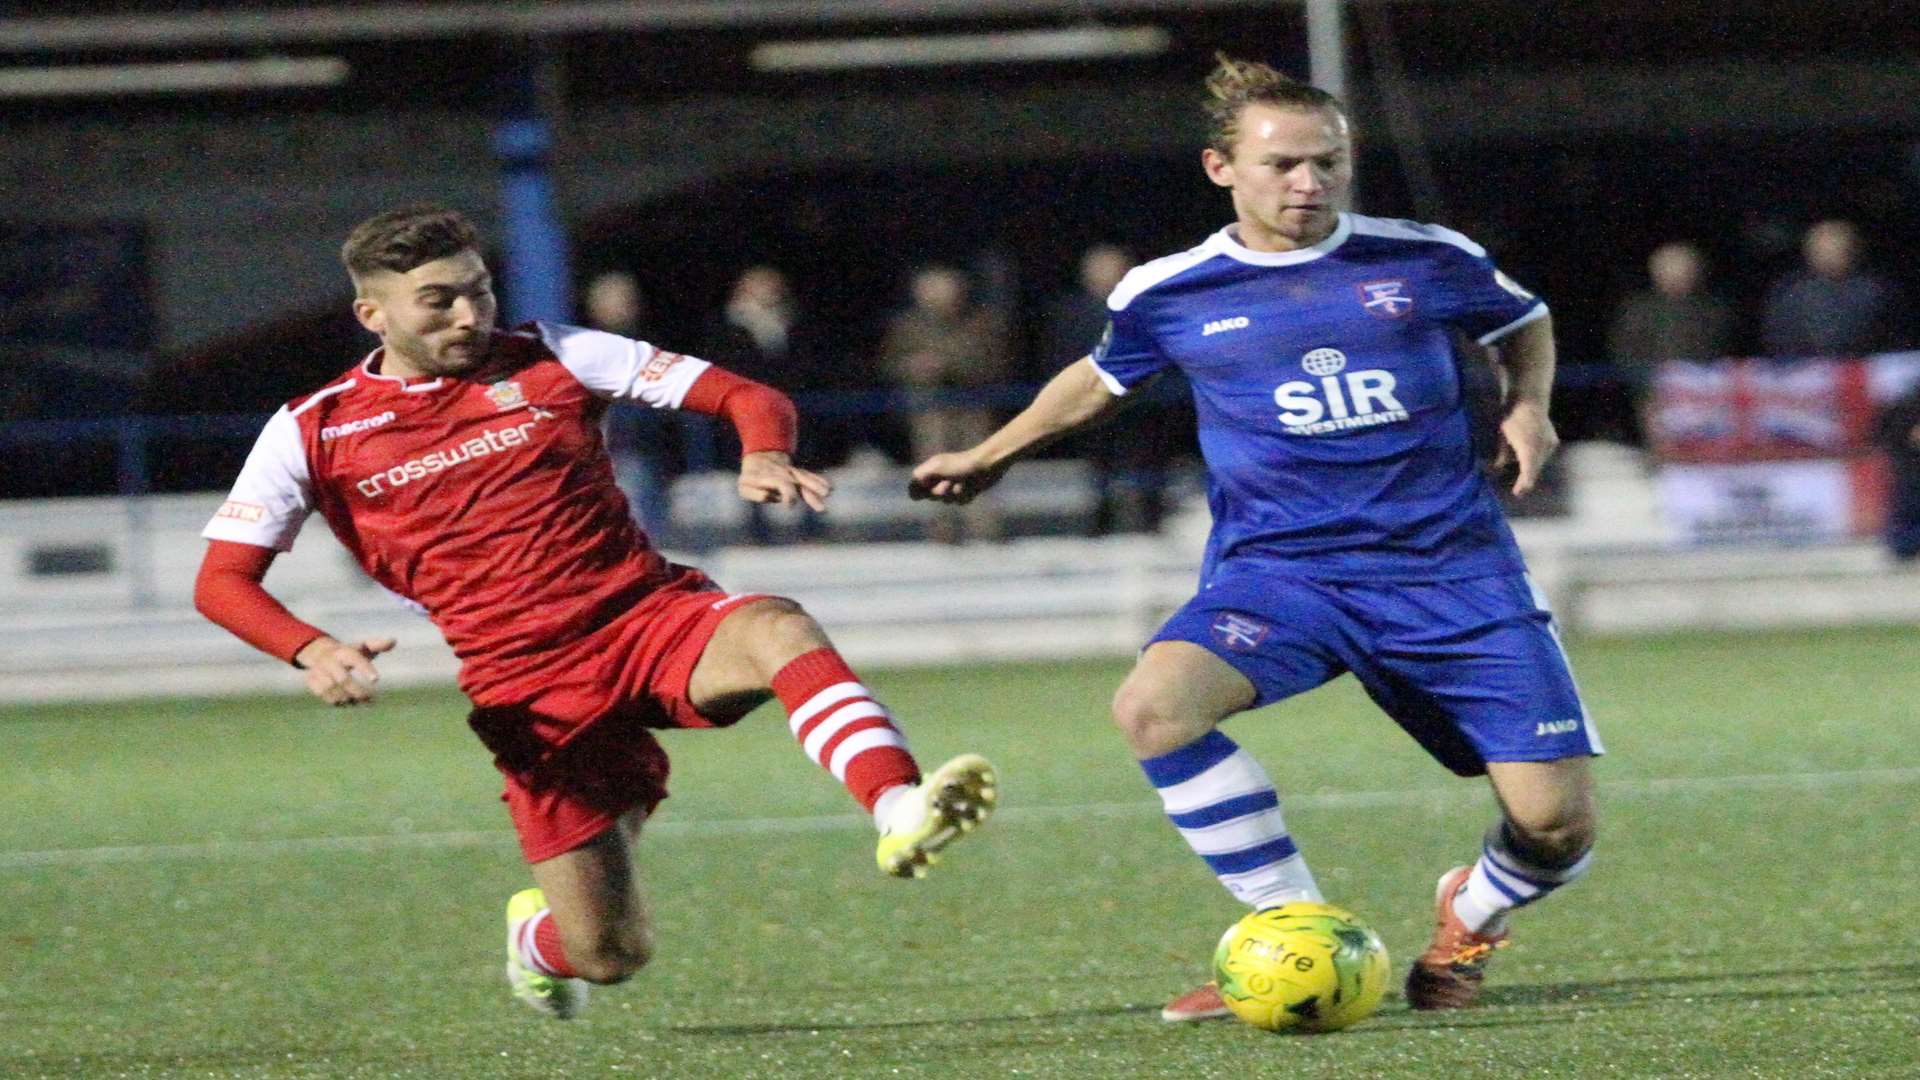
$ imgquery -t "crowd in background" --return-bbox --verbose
[1608,218,1912,436]
[3,209,1915,556]
[1607,218,1920,562]
[571,216,1918,550]
[582,242,1193,546]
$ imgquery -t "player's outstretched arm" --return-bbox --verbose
[910,357,1121,504]
[1490,315,1560,496]
[673,366,829,509]
[194,539,395,707]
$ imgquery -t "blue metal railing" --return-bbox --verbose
[0,364,1627,500]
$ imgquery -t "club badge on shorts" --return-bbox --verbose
[1211,612,1271,651]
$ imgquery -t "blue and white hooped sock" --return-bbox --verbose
[1138,729,1321,910]
[1452,823,1593,934]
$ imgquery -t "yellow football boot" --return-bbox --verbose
[505,887,588,1019]
[875,754,998,878]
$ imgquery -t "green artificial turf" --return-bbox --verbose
[3,626,1916,1078]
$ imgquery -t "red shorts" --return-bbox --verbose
[464,568,773,863]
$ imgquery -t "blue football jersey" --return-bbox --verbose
[1090,213,1547,581]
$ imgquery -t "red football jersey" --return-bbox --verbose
[204,321,716,702]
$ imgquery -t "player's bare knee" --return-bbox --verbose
[1504,812,1595,868]
[736,598,828,672]
[1111,681,1207,757]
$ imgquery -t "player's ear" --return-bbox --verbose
[352,296,386,335]
[1202,147,1235,189]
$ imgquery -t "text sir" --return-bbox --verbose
[1273,370,1408,435]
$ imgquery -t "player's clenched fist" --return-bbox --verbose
[294,635,397,707]
[909,451,1004,505]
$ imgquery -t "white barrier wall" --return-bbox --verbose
[3,445,1918,704]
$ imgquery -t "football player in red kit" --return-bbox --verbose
[195,205,996,1019]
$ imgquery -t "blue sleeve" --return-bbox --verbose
[1088,302,1170,394]
[1429,244,1547,345]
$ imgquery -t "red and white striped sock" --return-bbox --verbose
[517,907,579,979]
[772,648,920,812]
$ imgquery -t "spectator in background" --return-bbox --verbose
[583,270,674,544]
[1607,243,1732,380]
[1042,244,1133,381]
[1606,241,1734,443]
[1044,243,1181,534]
[1760,220,1902,358]
[1874,382,1920,563]
[702,266,827,543]
[881,264,1011,543]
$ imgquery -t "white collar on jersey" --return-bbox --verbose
[359,347,446,393]
[1212,212,1354,267]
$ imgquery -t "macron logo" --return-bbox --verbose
[1202,316,1250,337]
[320,411,396,442]
[1535,719,1580,736]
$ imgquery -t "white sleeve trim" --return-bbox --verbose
[289,379,357,418]
[1347,213,1488,257]
[1106,239,1221,311]
[1477,302,1550,346]
[202,406,314,552]
[538,320,713,409]
[1087,358,1131,396]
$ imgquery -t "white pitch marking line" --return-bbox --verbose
[2,766,1915,868]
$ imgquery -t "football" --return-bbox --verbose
[1211,901,1390,1033]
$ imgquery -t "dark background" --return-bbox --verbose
[4,1,1919,496]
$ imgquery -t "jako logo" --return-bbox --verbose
[1202,316,1250,336]
[320,411,396,442]
[1535,719,1580,736]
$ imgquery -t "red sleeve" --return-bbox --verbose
[194,540,326,666]
[679,366,799,456]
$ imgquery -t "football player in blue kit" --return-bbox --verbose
[911,55,1601,1019]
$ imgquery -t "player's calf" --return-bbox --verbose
[563,922,655,985]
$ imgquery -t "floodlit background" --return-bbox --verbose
[2,4,1917,1077]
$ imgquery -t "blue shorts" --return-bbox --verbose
[1151,565,1602,776]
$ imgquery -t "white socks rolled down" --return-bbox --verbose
[1452,823,1593,934]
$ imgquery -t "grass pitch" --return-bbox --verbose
[3,626,1917,1078]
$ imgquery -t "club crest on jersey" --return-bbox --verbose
[484,380,526,410]
[1357,280,1412,318]
[1210,612,1270,651]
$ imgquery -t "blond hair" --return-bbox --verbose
[1203,53,1345,157]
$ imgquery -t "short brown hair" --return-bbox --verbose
[340,204,480,284]
[1203,53,1345,158]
